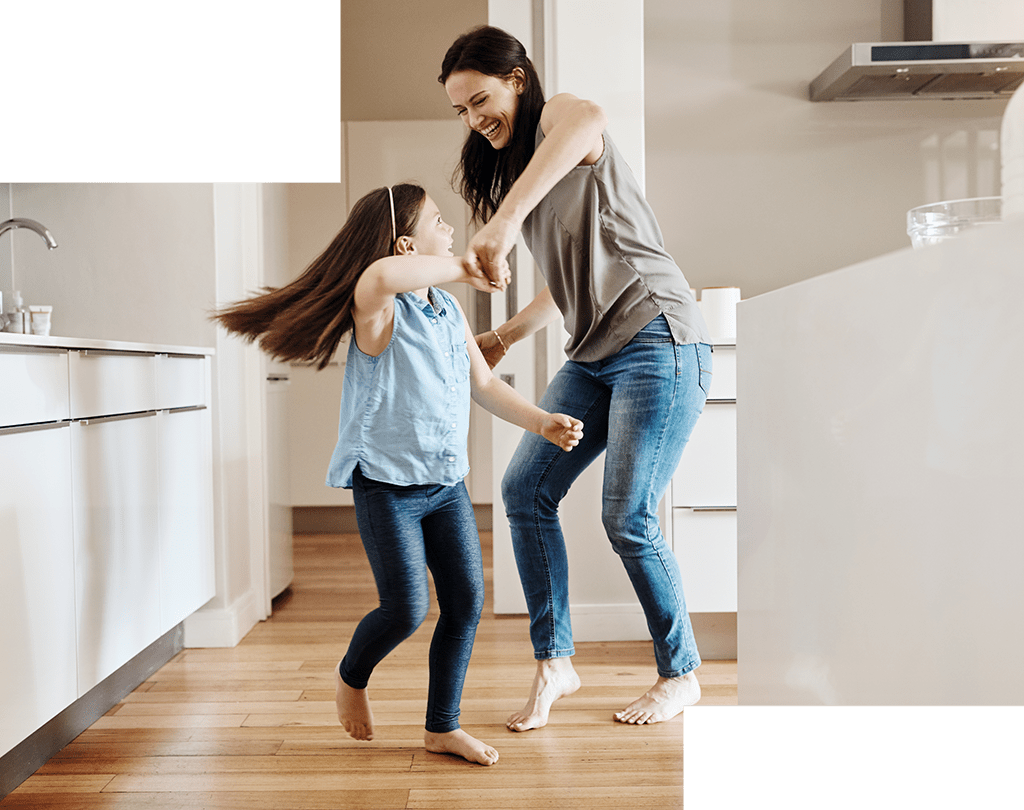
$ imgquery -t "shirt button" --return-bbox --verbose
[451,422,457,428]
[450,386,455,392]
[444,351,449,357]
[432,318,438,324]
[448,456,456,462]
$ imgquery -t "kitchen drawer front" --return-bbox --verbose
[156,354,208,410]
[673,507,737,613]
[708,344,735,401]
[69,350,158,419]
[672,402,736,507]
[0,347,70,428]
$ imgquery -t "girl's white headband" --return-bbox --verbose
[387,186,396,245]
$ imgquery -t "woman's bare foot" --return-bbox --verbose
[614,671,701,725]
[424,728,499,766]
[335,663,374,740]
[506,658,581,732]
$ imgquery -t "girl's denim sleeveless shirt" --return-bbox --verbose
[326,287,471,488]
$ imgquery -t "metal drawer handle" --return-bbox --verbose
[691,506,738,512]
[78,349,155,358]
[79,410,159,426]
[0,420,71,436]
[0,345,66,356]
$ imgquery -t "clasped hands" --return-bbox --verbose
[461,215,519,293]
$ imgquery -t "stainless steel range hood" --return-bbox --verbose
[810,0,1024,101]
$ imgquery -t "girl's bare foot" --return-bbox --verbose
[506,658,581,732]
[424,728,499,766]
[614,671,701,725]
[335,663,374,740]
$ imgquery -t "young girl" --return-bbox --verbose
[440,26,712,731]
[214,183,583,766]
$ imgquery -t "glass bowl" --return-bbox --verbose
[907,196,1003,249]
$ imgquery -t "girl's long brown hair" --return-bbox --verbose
[213,183,426,370]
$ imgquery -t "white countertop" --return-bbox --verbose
[0,331,214,356]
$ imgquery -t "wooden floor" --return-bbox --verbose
[2,531,737,809]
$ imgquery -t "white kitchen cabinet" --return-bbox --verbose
[69,350,158,418]
[156,353,207,410]
[0,421,77,757]
[72,412,163,692]
[0,335,214,759]
[157,406,215,631]
[287,360,352,507]
[669,343,737,613]
[672,508,738,612]
[0,346,69,426]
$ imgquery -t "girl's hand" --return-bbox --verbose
[475,330,507,369]
[542,413,584,452]
[465,214,520,286]
[464,261,505,294]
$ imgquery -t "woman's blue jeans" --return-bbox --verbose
[340,466,484,733]
[501,316,712,678]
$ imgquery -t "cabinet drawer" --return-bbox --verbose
[673,402,736,506]
[708,345,735,401]
[156,354,208,410]
[673,507,737,612]
[0,348,69,428]
[69,351,158,418]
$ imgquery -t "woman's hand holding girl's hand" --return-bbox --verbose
[542,414,584,452]
[463,258,505,293]
[465,213,520,287]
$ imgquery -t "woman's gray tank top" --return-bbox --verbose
[521,123,710,362]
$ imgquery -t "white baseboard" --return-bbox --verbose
[569,603,653,642]
[183,590,262,648]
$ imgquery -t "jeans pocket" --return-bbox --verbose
[632,314,674,344]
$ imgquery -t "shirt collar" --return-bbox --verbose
[410,288,446,317]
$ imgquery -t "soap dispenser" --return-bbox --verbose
[3,290,27,334]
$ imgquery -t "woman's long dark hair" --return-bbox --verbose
[213,183,426,370]
[439,25,545,224]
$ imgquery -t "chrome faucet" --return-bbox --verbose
[0,218,58,249]
[1,218,57,331]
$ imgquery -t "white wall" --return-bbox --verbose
[2,184,217,346]
[644,0,1009,299]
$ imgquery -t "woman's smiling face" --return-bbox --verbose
[445,69,523,150]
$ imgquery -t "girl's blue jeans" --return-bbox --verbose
[340,466,484,733]
[501,316,712,678]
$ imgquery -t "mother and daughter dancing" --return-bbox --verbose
[216,24,710,767]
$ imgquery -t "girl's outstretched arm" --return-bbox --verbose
[353,254,502,357]
[454,299,583,451]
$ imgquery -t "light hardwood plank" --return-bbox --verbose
[2,529,735,809]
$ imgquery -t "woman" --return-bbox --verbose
[214,183,582,764]
[440,26,713,731]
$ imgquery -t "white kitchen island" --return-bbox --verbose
[0,333,214,790]
[736,218,1024,705]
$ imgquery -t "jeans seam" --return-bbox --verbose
[641,344,690,674]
